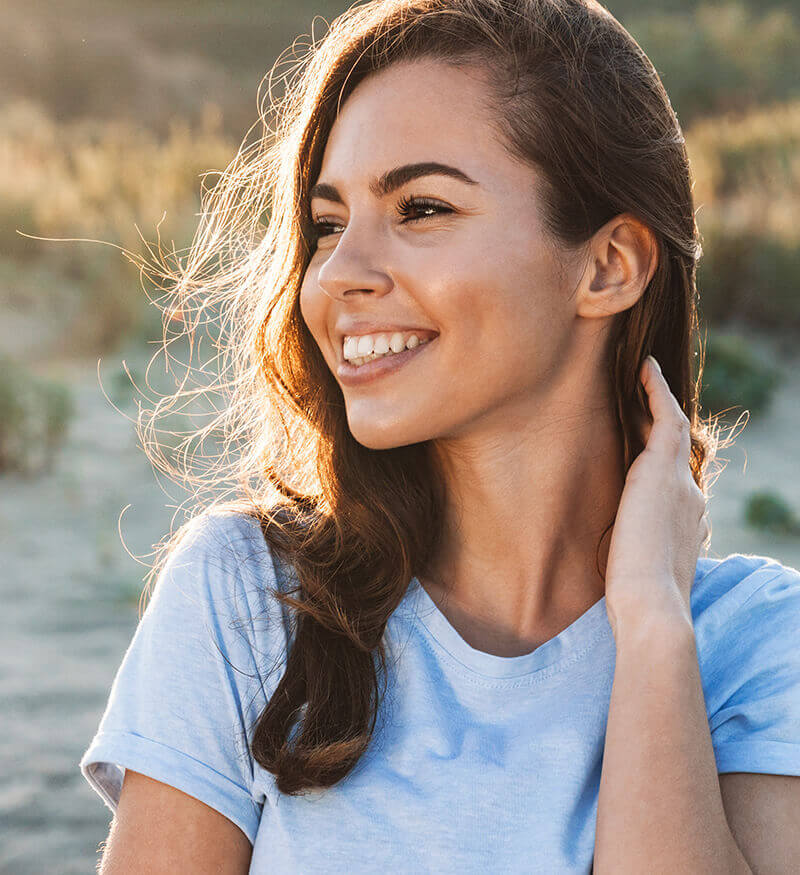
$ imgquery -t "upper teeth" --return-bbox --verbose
[343,331,433,362]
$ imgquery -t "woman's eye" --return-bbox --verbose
[309,218,344,239]
[309,196,453,240]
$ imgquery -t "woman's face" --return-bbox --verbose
[299,58,585,450]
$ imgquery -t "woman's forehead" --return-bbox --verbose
[324,60,495,152]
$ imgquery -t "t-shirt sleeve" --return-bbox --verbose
[708,560,800,776]
[79,511,290,845]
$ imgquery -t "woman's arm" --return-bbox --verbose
[98,770,253,874]
[593,612,752,874]
[594,358,751,872]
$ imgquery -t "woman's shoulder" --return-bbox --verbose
[178,506,274,551]
[79,507,294,840]
[175,507,298,591]
[691,550,800,655]
[159,507,298,657]
[692,552,800,777]
[693,551,798,616]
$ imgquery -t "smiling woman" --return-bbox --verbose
[79,0,800,872]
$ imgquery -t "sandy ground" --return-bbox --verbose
[0,325,798,873]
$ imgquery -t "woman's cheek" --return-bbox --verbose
[298,279,326,346]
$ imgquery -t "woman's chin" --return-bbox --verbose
[347,419,430,451]
[350,430,409,451]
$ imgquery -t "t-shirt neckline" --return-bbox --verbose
[405,575,611,680]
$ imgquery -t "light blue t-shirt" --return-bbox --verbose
[80,510,800,872]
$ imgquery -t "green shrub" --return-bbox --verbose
[697,225,800,331]
[623,3,800,126]
[0,355,75,475]
[688,101,800,332]
[744,489,800,535]
[698,331,781,419]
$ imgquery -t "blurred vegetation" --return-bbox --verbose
[744,489,800,536]
[620,3,800,123]
[1,98,235,357]
[2,0,797,135]
[698,332,782,420]
[0,354,75,475]
[688,101,800,331]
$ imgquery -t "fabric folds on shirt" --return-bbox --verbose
[80,510,800,873]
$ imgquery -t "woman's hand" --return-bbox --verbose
[603,355,710,637]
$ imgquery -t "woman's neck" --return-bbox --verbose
[423,402,625,655]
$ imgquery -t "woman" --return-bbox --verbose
[80,0,800,871]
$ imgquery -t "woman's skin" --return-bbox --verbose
[300,57,658,657]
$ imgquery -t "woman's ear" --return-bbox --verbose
[575,214,659,320]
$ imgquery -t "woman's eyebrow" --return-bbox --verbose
[309,161,479,204]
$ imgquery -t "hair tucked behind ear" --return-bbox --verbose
[126,0,736,795]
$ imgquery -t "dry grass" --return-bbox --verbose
[1,98,238,357]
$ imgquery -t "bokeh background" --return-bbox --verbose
[1,0,799,870]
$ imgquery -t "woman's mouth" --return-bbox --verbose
[336,336,437,387]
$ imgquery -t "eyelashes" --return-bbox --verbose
[308,196,454,240]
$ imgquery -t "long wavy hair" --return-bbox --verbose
[128,0,733,796]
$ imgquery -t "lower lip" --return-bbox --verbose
[337,338,438,387]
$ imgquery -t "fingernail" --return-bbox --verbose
[647,355,662,374]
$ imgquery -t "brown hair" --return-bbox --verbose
[131,0,731,796]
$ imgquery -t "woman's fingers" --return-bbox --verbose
[642,356,709,530]
[639,355,692,462]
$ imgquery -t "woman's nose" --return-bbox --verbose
[315,224,394,302]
